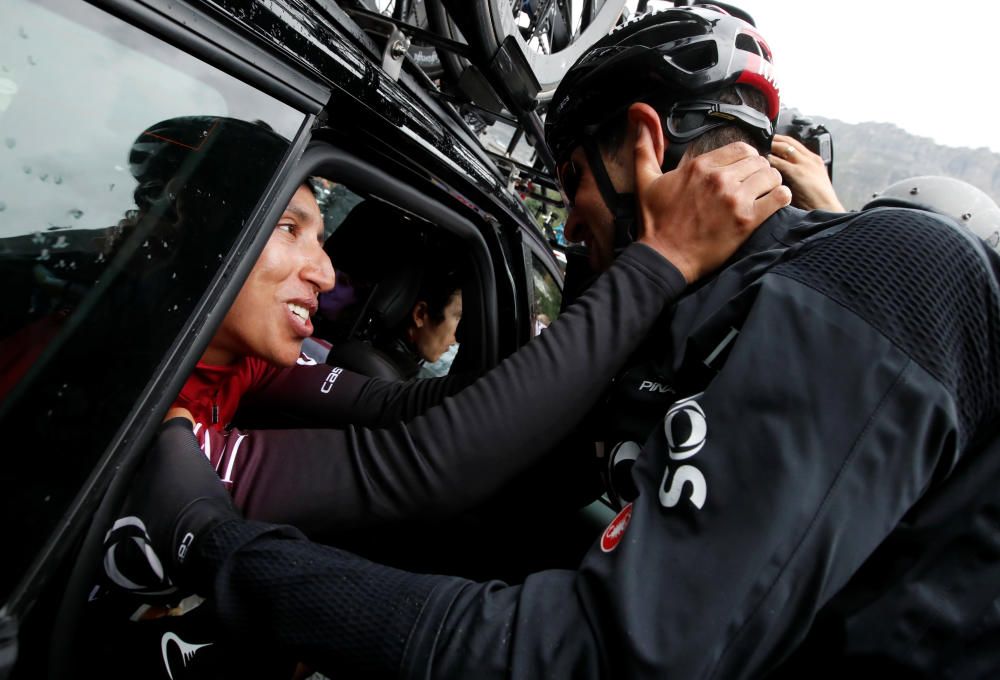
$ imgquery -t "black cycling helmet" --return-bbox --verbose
[545,6,779,253]
[545,5,780,167]
[864,176,1000,252]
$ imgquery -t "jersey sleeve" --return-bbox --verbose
[233,360,477,430]
[203,243,684,533]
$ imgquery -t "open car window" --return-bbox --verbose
[311,182,476,381]
[0,0,306,605]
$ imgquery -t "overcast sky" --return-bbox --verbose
[713,0,1000,153]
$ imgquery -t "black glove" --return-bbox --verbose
[117,417,239,588]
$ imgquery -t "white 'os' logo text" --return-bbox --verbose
[659,395,708,510]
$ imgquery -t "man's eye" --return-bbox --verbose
[276,223,296,235]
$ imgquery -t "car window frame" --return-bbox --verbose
[91,0,328,115]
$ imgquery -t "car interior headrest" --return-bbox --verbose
[323,199,427,338]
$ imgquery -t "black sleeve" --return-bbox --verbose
[205,244,684,533]
[193,211,1000,679]
[234,362,478,430]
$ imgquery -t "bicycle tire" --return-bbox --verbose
[446,0,627,101]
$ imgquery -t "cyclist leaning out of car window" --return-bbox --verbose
[114,112,785,537]
[87,95,787,677]
[115,6,1000,679]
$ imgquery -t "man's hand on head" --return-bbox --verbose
[632,122,791,283]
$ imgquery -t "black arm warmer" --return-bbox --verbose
[220,244,684,533]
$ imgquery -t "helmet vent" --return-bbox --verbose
[735,33,764,57]
[670,42,719,72]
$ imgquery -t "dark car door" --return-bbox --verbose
[0,1,327,675]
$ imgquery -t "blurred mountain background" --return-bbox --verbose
[818,117,1000,211]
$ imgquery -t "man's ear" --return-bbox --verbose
[411,300,428,328]
[627,102,666,167]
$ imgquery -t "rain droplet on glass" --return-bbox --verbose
[68,208,83,219]
[18,27,28,39]
[27,55,37,66]
[22,165,31,175]
[53,235,68,249]
[0,201,6,212]
[39,173,48,182]
[4,138,14,149]
[37,248,50,261]
[54,176,63,184]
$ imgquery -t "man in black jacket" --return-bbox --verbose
[116,6,1000,679]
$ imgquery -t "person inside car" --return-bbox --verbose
[315,199,464,381]
[380,264,463,379]
[88,99,788,677]
[117,7,1000,679]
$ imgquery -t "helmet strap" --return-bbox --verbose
[662,138,689,174]
[582,137,637,250]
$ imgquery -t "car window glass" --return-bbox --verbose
[0,0,305,603]
[529,252,561,336]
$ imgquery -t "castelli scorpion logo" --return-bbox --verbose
[601,502,634,553]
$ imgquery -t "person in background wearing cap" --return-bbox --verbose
[864,174,1000,251]
[105,6,1000,678]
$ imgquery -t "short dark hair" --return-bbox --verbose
[418,266,462,323]
[596,84,768,162]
